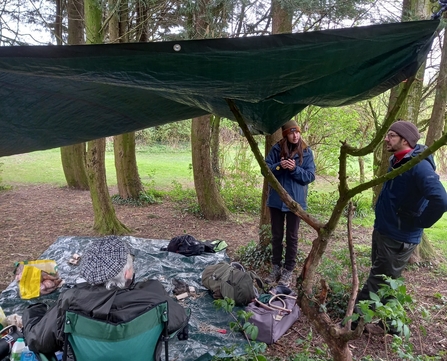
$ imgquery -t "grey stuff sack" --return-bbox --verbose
[245,293,300,344]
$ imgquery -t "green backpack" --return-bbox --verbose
[201,262,264,306]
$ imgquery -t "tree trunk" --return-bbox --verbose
[60,0,89,190]
[358,156,365,183]
[86,139,130,234]
[413,20,447,264]
[60,144,89,190]
[210,115,221,185]
[191,115,230,220]
[114,133,144,199]
[426,29,447,146]
[259,130,282,247]
[259,0,293,246]
[109,0,142,200]
[84,0,129,234]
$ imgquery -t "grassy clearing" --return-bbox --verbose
[2,147,447,260]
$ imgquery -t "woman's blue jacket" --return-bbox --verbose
[265,142,316,211]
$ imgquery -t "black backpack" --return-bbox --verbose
[165,234,205,256]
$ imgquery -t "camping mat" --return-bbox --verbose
[0,236,248,360]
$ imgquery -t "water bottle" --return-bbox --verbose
[0,325,23,359]
[20,348,39,361]
[10,337,26,361]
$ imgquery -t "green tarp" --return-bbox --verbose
[0,20,439,157]
[0,236,246,360]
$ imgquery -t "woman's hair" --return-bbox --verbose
[105,254,134,289]
[279,137,306,165]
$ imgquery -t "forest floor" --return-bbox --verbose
[1,184,446,360]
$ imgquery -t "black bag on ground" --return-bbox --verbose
[245,287,300,344]
[201,262,264,306]
[164,234,205,256]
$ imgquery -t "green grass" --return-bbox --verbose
[2,147,447,261]
[0,147,194,189]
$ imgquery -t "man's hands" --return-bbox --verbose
[280,158,296,171]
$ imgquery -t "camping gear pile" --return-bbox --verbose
[201,262,300,344]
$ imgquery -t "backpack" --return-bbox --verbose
[201,262,264,306]
[165,234,205,256]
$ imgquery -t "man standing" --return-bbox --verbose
[355,120,447,332]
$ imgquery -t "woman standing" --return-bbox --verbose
[265,120,316,286]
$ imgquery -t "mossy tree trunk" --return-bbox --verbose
[114,133,144,199]
[84,0,130,234]
[259,0,292,247]
[191,115,230,220]
[60,0,89,191]
[188,0,229,220]
[86,138,130,234]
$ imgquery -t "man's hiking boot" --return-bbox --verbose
[265,265,281,284]
[278,269,292,287]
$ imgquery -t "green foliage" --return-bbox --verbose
[307,190,338,218]
[345,194,373,219]
[135,120,192,147]
[167,180,202,217]
[219,139,262,214]
[356,276,413,339]
[235,240,271,270]
[212,298,267,361]
[293,328,331,361]
[390,336,442,360]
[111,189,163,206]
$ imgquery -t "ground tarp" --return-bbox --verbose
[0,236,248,360]
[0,20,440,157]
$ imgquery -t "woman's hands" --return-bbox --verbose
[280,158,296,171]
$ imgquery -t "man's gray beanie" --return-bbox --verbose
[389,121,420,148]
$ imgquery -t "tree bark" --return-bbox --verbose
[259,131,282,247]
[259,0,293,246]
[86,139,130,234]
[60,0,89,190]
[84,0,129,234]
[109,0,143,200]
[191,115,230,220]
[210,115,221,185]
[426,29,447,146]
[114,133,144,199]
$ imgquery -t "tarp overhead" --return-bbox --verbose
[0,19,439,157]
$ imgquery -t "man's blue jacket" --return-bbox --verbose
[265,142,315,211]
[374,144,447,244]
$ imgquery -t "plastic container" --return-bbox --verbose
[0,325,23,360]
[10,337,26,361]
[20,348,39,361]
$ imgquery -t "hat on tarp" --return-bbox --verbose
[389,121,420,148]
[80,236,129,285]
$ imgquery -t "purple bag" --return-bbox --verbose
[245,292,300,344]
